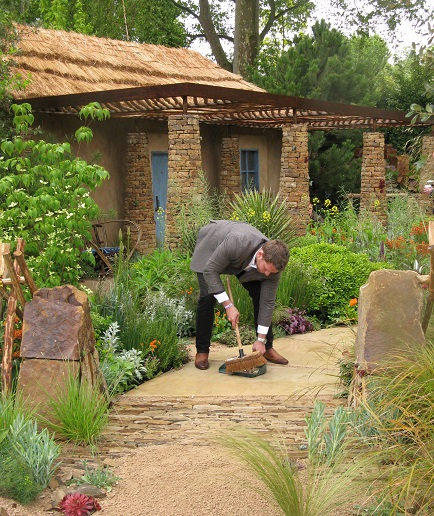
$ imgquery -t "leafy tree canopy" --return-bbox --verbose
[376,48,434,154]
[168,0,431,76]
[250,19,390,106]
[3,0,187,47]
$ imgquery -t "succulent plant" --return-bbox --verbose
[58,492,101,515]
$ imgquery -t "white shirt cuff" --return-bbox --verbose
[257,325,269,335]
[215,292,230,303]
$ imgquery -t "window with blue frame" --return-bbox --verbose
[240,149,259,191]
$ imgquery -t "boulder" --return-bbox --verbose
[355,269,425,372]
[17,284,107,419]
[17,358,78,417]
[21,284,95,360]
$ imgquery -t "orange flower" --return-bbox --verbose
[149,339,161,351]
[349,298,358,307]
[13,329,23,340]
[416,242,429,256]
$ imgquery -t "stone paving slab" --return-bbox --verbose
[124,326,356,397]
[62,327,356,465]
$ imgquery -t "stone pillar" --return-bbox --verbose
[360,132,387,225]
[124,133,155,253]
[280,124,310,235]
[418,135,434,214]
[166,115,204,249]
[220,137,240,203]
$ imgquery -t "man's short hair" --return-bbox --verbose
[262,240,289,271]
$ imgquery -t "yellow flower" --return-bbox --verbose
[324,199,332,208]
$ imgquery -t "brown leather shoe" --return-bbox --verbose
[263,348,288,365]
[195,352,209,370]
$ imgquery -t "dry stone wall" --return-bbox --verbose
[124,133,155,253]
[360,132,387,225]
[280,124,310,234]
[220,137,240,202]
[166,115,204,249]
[418,135,434,214]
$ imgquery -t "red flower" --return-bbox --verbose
[59,493,101,515]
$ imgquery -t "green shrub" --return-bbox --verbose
[277,261,319,311]
[288,243,390,323]
[0,393,53,504]
[0,103,110,287]
[0,391,33,442]
[97,322,148,394]
[0,448,44,504]
[7,415,60,489]
[131,249,198,301]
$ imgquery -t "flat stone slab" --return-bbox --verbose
[123,327,354,398]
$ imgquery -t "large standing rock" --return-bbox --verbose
[17,285,106,418]
[21,285,95,359]
[355,269,425,372]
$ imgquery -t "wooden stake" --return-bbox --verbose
[2,292,17,393]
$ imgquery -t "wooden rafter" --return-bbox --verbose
[21,83,434,131]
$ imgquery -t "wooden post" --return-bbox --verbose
[1,239,26,393]
[13,250,38,294]
[2,293,17,393]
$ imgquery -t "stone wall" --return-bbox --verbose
[220,137,240,203]
[166,115,204,249]
[279,124,310,234]
[124,132,155,253]
[360,132,387,225]
[418,135,434,214]
[419,135,434,188]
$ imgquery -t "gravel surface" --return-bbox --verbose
[0,443,283,515]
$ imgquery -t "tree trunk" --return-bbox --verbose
[199,0,232,71]
[233,0,259,78]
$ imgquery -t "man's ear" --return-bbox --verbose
[256,249,264,261]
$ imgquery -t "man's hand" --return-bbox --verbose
[252,339,266,355]
[225,305,240,328]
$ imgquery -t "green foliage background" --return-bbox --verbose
[288,243,390,323]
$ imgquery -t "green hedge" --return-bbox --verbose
[285,243,391,323]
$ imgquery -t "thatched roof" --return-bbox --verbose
[9,25,434,130]
[12,25,264,98]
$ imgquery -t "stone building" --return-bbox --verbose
[10,25,434,251]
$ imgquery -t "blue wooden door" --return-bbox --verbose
[151,152,168,248]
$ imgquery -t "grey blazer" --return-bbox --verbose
[190,220,281,328]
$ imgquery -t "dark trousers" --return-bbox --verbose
[195,273,273,353]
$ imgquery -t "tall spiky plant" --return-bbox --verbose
[171,172,229,254]
[229,189,297,245]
